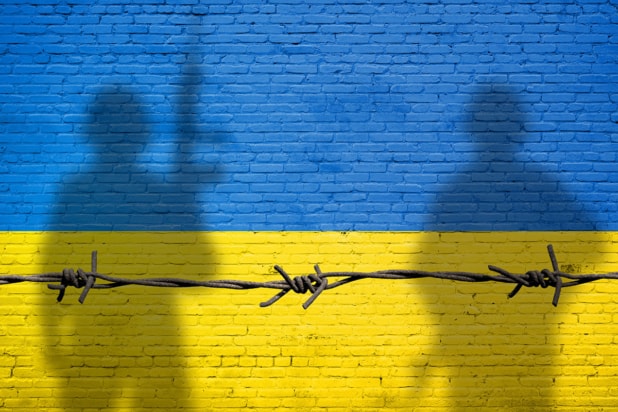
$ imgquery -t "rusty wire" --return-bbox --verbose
[1,245,618,309]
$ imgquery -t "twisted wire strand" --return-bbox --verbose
[1,245,618,309]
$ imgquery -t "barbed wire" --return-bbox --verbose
[1,244,617,309]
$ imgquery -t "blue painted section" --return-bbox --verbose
[1,1,618,231]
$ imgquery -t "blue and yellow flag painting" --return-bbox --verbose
[1,1,618,411]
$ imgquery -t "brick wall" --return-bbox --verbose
[2,231,618,411]
[1,1,617,230]
[2,1,618,411]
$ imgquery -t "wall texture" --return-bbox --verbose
[1,1,618,411]
[2,231,618,412]
[1,0,618,231]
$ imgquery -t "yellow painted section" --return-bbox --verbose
[1,231,618,411]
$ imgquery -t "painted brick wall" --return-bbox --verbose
[2,231,618,411]
[1,0,618,230]
[2,1,618,411]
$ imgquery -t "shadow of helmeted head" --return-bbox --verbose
[429,82,595,231]
[82,84,151,151]
[458,83,529,159]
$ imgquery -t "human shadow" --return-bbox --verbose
[427,84,596,232]
[414,83,601,410]
[37,71,224,408]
